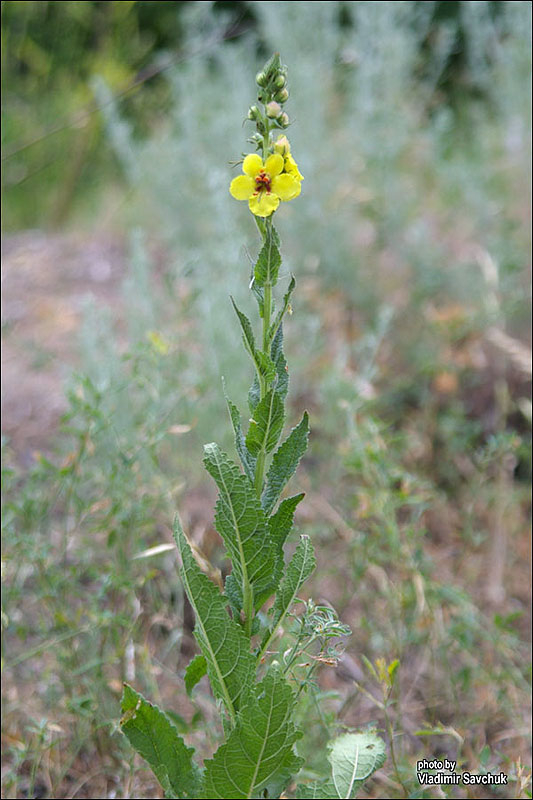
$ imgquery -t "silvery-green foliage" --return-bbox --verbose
[97,2,529,442]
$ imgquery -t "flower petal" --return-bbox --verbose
[230,175,255,200]
[249,191,280,217]
[264,153,284,177]
[242,154,263,177]
[272,173,301,201]
[285,154,304,181]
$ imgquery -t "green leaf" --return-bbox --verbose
[262,412,310,515]
[120,683,200,799]
[295,732,386,799]
[174,519,255,720]
[245,388,285,457]
[269,492,305,552]
[258,536,315,661]
[254,225,281,288]
[201,669,303,799]
[271,324,289,400]
[295,781,338,799]
[256,349,276,384]
[184,654,207,696]
[248,374,261,415]
[250,270,264,317]
[223,382,256,483]
[203,444,277,611]
[269,274,296,345]
[231,297,276,391]
[231,297,257,362]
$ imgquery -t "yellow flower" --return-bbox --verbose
[274,136,304,181]
[229,152,302,218]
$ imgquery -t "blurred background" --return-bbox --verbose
[1,2,531,798]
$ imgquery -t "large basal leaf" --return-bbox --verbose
[174,519,255,719]
[120,683,200,799]
[295,732,386,799]
[203,444,277,611]
[254,224,281,288]
[201,669,303,799]
[262,412,310,516]
[245,388,285,457]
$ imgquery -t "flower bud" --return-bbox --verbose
[275,88,289,103]
[248,132,264,148]
[255,71,267,87]
[266,101,282,119]
[278,112,290,128]
[275,74,286,89]
[247,105,261,121]
[274,135,290,155]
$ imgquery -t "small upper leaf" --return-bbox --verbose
[270,535,316,631]
[270,324,289,401]
[269,492,305,553]
[262,412,310,516]
[120,683,200,799]
[245,388,285,457]
[223,383,256,482]
[254,225,282,288]
[231,297,256,361]
[269,274,296,346]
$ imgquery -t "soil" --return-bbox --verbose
[2,230,126,464]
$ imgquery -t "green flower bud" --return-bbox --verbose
[275,88,289,103]
[247,105,260,121]
[266,101,282,119]
[255,71,267,87]
[275,74,286,89]
[278,112,290,128]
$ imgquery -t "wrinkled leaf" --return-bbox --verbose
[201,669,303,799]
[254,225,281,288]
[245,388,285,457]
[203,444,277,611]
[296,732,386,799]
[120,684,200,799]
[184,653,207,696]
[174,518,255,719]
[262,412,309,515]
[223,383,256,482]
[269,274,296,345]
[269,492,305,552]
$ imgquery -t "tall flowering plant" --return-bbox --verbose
[120,53,385,800]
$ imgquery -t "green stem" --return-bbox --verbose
[253,215,273,500]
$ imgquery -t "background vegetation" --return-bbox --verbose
[2,2,531,798]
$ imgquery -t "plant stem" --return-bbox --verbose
[383,696,409,798]
[253,216,273,499]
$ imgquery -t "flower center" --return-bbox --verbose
[254,171,272,193]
